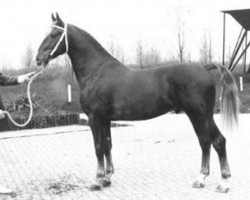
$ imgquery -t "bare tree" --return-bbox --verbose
[135,37,162,68]
[22,44,34,68]
[175,6,186,63]
[144,47,161,67]
[226,45,232,65]
[135,38,144,68]
[200,33,208,64]
[107,39,125,64]
[200,32,213,64]
[177,20,185,63]
[108,39,115,56]
[208,33,213,63]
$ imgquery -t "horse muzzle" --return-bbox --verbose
[36,55,52,67]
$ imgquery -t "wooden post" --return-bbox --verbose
[68,84,72,103]
[222,13,226,65]
[240,76,243,91]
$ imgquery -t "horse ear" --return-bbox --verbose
[51,13,56,22]
[55,12,64,26]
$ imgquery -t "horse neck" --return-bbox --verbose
[67,25,121,82]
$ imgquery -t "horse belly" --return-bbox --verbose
[111,94,173,121]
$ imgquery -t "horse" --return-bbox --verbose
[36,13,239,193]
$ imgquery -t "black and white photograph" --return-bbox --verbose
[0,0,249,199]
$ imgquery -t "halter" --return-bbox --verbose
[50,23,68,56]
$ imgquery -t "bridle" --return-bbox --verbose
[50,23,69,56]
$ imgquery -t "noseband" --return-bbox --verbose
[50,23,69,56]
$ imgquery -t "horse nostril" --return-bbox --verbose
[36,56,42,65]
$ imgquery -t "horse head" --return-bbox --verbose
[36,13,68,67]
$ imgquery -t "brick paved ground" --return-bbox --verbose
[0,114,249,200]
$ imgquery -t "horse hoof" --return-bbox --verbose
[102,179,111,187]
[216,178,230,193]
[192,180,205,188]
[10,192,17,198]
[216,185,229,193]
[89,184,102,191]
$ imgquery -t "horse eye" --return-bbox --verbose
[50,29,60,38]
[50,31,59,38]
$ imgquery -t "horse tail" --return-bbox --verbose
[205,63,240,131]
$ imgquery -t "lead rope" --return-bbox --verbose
[3,70,43,127]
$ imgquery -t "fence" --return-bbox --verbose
[4,113,87,131]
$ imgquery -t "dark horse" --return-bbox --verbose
[36,13,239,193]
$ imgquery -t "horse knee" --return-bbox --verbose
[95,144,104,158]
[212,135,226,153]
[104,136,112,153]
[199,139,211,150]
[104,146,112,156]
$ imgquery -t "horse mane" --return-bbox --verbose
[70,24,120,64]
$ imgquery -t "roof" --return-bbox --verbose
[222,9,250,30]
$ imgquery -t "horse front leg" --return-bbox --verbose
[102,122,114,187]
[88,116,106,191]
[88,116,113,191]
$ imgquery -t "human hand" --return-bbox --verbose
[0,109,5,119]
[17,71,37,84]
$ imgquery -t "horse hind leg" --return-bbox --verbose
[190,114,231,193]
[210,122,231,193]
[193,140,211,188]
[188,114,212,189]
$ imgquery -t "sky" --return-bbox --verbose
[0,0,250,69]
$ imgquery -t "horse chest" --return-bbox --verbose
[80,85,112,115]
